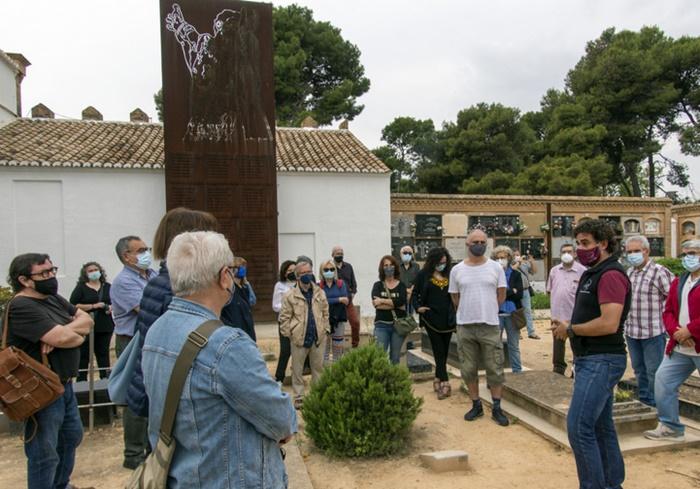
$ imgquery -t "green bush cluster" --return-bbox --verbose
[655,257,683,276]
[302,345,423,457]
[530,292,551,310]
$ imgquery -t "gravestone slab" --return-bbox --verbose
[619,376,700,422]
[502,371,657,435]
[406,350,433,374]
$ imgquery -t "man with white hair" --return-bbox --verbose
[142,231,296,487]
[624,235,673,407]
[449,228,510,426]
[644,239,700,442]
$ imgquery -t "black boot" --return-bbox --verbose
[463,400,484,421]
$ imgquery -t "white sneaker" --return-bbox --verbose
[643,423,685,442]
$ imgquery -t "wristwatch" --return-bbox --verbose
[566,323,575,338]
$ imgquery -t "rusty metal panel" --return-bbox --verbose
[160,0,277,319]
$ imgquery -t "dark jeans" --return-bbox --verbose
[115,334,150,465]
[553,336,568,375]
[77,331,112,381]
[567,354,627,489]
[426,327,452,381]
[625,334,666,407]
[25,382,83,489]
[275,324,292,382]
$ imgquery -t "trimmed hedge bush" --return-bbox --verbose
[655,257,683,276]
[302,344,423,457]
[531,292,550,310]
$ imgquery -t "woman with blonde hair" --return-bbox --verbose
[318,259,350,364]
[492,245,523,373]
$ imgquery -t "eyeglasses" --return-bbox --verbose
[30,267,58,279]
[402,252,413,256]
[323,268,336,272]
[681,251,698,257]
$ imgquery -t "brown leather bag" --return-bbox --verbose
[0,298,65,422]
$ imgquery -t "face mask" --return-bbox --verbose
[322,270,335,280]
[87,271,101,281]
[576,246,601,267]
[498,258,509,269]
[235,265,247,279]
[435,263,446,272]
[286,272,296,282]
[513,256,522,263]
[682,254,700,272]
[299,274,315,285]
[560,252,574,265]
[627,252,644,267]
[333,255,343,264]
[401,253,412,264]
[469,243,487,257]
[34,277,59,296]
[136,250,152,270]
[383,266,395,277]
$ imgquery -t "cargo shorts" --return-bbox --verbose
[456,323,505,386]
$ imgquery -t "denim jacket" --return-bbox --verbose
[142,297,297,489]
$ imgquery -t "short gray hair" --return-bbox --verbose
[625,235,650,250]
[682,239,700,251]
[115,235,140,264]
[491,245,513,260]
[167,231,234,297]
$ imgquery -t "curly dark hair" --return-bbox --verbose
[422,247,452,276]
[573,219,617,254]
[78,261,107,284]
[278,260,296,282]
[378,255,401,281]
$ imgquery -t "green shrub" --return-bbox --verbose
[531,292,550,310]
[302,345,423,457]
[655,257,683,276]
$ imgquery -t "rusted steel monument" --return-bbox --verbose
[159,0,277,317]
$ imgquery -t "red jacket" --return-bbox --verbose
[663,273,700,355]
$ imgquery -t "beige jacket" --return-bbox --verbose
[279,284,330,347]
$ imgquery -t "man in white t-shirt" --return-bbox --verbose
[449,229,509,426]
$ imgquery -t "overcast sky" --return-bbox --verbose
[2,0,699,197]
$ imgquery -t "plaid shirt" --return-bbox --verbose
[625,259,673,339]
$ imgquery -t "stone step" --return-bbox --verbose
[419,450,469,473]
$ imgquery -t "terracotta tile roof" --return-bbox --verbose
[0,118,389,174]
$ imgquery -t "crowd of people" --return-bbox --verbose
[3,212,700,489]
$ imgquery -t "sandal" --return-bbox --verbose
[437,382,451,400]
[433,378,441,392]
[294,398,303,410]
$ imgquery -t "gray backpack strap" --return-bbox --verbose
[158,319,222,445]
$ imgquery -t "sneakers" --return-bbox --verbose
[491,407,510,426]
[293,398,304,410]
[643,423,684,442]
[463,403,484,421]
[528,333,541,340]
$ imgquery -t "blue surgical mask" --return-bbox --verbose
[383,266,395,277]
[87,271,101,281]
[627,252,644,267]
[322,270,335,280]
[235,265,247,279]
[435,263,446,272]
[682,254,700,272]
[401,253,412,264]
[136,250,152,270]
[299,274,315,285]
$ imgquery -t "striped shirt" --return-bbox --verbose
[625,259,673,339]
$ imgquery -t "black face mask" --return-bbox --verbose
[34,277,59,296]
[469,243,487,257]
[333,255,343,264]
[286,272,296,282]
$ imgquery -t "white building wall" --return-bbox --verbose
[0,167,166,297]
[0,167,391,317]
[276,172,392,316]
[0,57,18,121]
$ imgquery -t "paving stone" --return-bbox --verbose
[420,450,469,472]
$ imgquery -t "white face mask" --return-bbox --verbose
[561,252,574,264]
[498,258,509,269]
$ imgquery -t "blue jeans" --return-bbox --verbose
[655,351,700,434]
[521,289,535,336]
[374,322,406,364]
[24,382,83,489]
[499,315,521,373]
[625,334,666,407]
[567,354,627,489]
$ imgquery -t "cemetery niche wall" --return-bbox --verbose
[160,0,278,317]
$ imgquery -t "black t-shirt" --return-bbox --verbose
[6,295,80,380]
[420,275,455,331]
[371,280,407,323]
[69,282,114,333]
